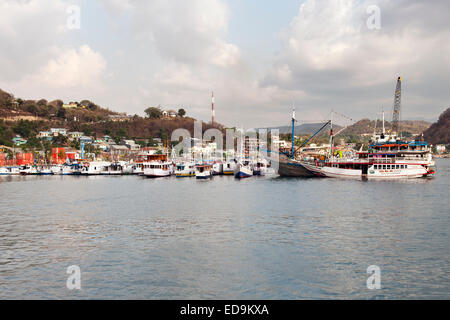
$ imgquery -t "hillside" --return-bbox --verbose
[423,108,450,144]
[343,119,431,136]
[0,88,223,148]
[0,88,118,122]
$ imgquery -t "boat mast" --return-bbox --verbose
[291,106,295,159]
[329,110,334,159]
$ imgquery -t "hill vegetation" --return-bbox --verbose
[0,88,223,150]
[423,108,450,144]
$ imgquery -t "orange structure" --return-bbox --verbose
[52,148,66,164]
[16,153,34,165]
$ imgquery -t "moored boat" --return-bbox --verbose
[82,161,110,175]
[19,165,39,175]
[143,160,173,178]
[195,164,212,179]
[234,160,253,179]
[223,160,237,175]
[212,162,223,175]
[175,162,196,177]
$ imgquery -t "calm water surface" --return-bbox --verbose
[0,159,449,299]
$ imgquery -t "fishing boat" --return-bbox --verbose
[223,160,237,175]
[253,158,270,176]
[51,165,63,175]
[0,166,20,175]
[121,162,135,175]
[212,161,223,175]
[19,165,39,175]
[175,162,196,177]
[38,165,54,175]
[234,160,253,179]
[276,108,327,177]
[195,164,212,179]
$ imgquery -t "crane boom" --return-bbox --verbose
[392,76,402,134]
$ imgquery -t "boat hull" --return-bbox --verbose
[276,155,316,177]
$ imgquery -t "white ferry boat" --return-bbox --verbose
[142,153,173,178]
[302,131,435,179]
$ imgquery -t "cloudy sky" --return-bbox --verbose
[0,0,449,128]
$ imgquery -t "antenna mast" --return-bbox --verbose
[211,91,215,124]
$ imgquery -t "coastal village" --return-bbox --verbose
[0,79,449,178]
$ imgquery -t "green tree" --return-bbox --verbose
[53,135,68,146]
[147,136,157,147]
[24,137,42,150]
[144,107,163,119]
[57,107,67,119]
[13,120,32,138]
[158,128,168,141]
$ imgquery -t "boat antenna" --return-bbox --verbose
[291,105,296,159]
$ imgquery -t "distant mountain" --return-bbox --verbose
[423,108,450,144]
[259,122,335,135]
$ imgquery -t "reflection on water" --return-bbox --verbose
[0,159,449,299]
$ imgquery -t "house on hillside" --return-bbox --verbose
[37,131,51,140]
[68,131,84,140]
[63,102,78,109]
[12,136,27,146]
[121,140,141,152]
[162,109,178,119]
[108,114,133,122]
[79,136,93,144]
[50,128,67,137]
[110,144,130,157]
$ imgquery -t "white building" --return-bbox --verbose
[50,128,67,136]
[436,144,446,154]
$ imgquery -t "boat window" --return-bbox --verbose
[383,165,386,170]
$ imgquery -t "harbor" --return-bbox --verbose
[1,158,449,299]
[1,0,450,305]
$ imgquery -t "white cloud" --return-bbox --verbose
[0,45,107,101]
[34,45,106,88]
[0,0,68,81]
[262,0,450,123]
[1,0,449,126]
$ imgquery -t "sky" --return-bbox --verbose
[0,0,449,128]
